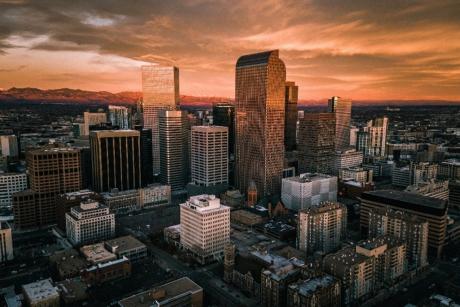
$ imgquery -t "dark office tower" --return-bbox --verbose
[298,113,336,174]
[80,147,92,189]
[13,146,82,229]
[235,50,286,198]
[142,65,179,175]
[108,105,131,130]
[90,130,141,192]
[159,110,188,191]
[213,104,235,155]
[135,125,154,186]
[284,81,298,151]
[328,96,352,151]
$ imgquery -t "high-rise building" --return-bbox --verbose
[360,190,447,258]
[13,146,82,229]
[66,199,115,245]
[235,50,286,198]
[0,135,19,158]
[298,113,335,174]
[108,105,131,129]
[56,189,100,231]
[349,127,359,147]
[284,81,298,151]
[281,173,337,211]
[159,110,188,191]
[189,126,228,195]
[438,159,460,180]
[449,180,460,211]
[90,130,141,193]
[142,65,179,175]
[333,149,363,175]
[0,173,27,208]
[328,96,352,151]
[83,112,107,136]
[298,202,347,255]
[0,222,13,262]
[356,117,388,157]
[368,208,428,269]
[212,104,235,156]
[180,195,230,264]
[135,126,154,186]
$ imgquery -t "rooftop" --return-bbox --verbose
[80,243,116,264]
[289,275,338,296]
[284,173,335,183]
[236,50,277,67]
[181,194,228,212]
[22,279,59,302]
[357,235,403,250]
[299,201,346,215]
[104,235,146,254]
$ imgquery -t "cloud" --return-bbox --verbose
[0,0,459,100]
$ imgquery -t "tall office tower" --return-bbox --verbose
[328,96,352,151]
[212,104,235,156]
[284,81,298,151]
[180,195,230,264]
[298,113,335,174]
[90,130,141,193]
[0,135,19,158]
[135,126,154,186]
[66,200,115,246]
[189,126,228,195]
[297,201,347,255]
[83,112,107,136]
[449,180,460,211]
[360,190,447,258]
[0,173,27,208]
[349,127,359,147]
[13,147,82,229]
[368,208,429,269]
[0,222,13,263]
[281,173,337,210]
[108,105,131,129]
[333,149,363,175]
[142,65,179,175]
[159,110,188,191]
[357,116,388,157]
[235,50,286,198]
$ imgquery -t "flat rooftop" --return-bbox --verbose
[118,277,202,307]
[80,243,116,264]
[105,235,146,253]
[22,279,59,302]
[284,173,335,183]
[289,275,338,296]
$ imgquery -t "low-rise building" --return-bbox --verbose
[104,235,147,262]
[80,243,117,264]
[118,277,203,307]
[405,179,449,200]
[22,279,60,307]
[49,249,88,280]
[231,209,266,226]
[287,274,341,307]
[340,167,372,184]
[101,189,140,214]
[139,184,171,209]
[81,256,131,286]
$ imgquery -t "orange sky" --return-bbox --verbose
[0,0,460,101]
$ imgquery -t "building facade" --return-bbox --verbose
[0,135,19,158]
[333,149,363,175]
[328,96,352,151]
[0,173,27,208]
[285,81,298,151]
[83,111,107,136]
[287,275,341,307]
[108,105,131,129]
[356,117,388,157]
[235,50,286,198]
[0,222,13,262]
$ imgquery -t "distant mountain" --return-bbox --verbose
[0,87,458,107]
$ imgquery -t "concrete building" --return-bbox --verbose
[0,173,27,208]
[340,167,373,184]
[350,127,359,147]
[368,208,428,269]
[118,277,203,307]
[66,200,115,246]
[56,190,100,231]
[80,243,117,264]
[285,81,298,151]
[235,50,286,198]
[135,126,154,186]
[333,149,363,175]
[82,256,131,286]
[356,117,388,157]
[22,279,60,307]
[438,159,460,180]
[298,113,335,174]
[286,274,341,307]
[108,105,131,129]
[281,173,337,211]
[0,222,13,262]
[180,195,230,264]
[159,110,188,191]
[405,179,449,200]
[189,126,228,195]
[298,202,347,256]
[142,65,179,175]
[0,135,19,157]
[328,96,352,151]
[392,162,438,188]
[101,189,139,214]
[90,130,142,192]
[449,180,460,211]
[83,111,107,136]
[139,184,171,209]
[105,235,147,262]
[360,190,447,258]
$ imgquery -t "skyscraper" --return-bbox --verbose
[83,112,107,136]
[284,82,298,151]
[90,130,141,192]
[328,96,352,151]
[298,113,335,174]
[190,126,228,194]
[357,116,388,157]
[0,135,19,158]
[212,104,235,156]
[135,126,154,186]
[108,105,131,129]
[235,50,286,197]
[159,110,188,191]
[142,65,179,175]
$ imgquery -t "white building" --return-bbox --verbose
[66,200,115,246]
[22,279,60,307]
[140,184,171,208]
[82,111,107,136]
[340,167,373,184]
[191,126,228,187]
[0,173,27,208]
[281,173,337,211]
[0,135,19,158]
[333,149,363,175]
[298,202,347,255]
[357,117,388,157]
[0,222,13,262]
[180,195,230,264]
